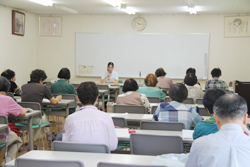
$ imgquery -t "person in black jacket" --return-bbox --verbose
[1,69,21,95]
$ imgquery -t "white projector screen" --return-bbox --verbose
[76,33,209,79]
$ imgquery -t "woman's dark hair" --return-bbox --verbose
[184,73,198,86]
[30,69,47,83]
[107,62,114,67]
[169,83,188,103]
[58,68,71,80]
[122,78,138,93]
[186,68,196,75]
[1,69,15,80]
[0,76,10,93]
[203,89,225,114]
[211,68,221,77]
[145,74,158,87]
[155,68,166,77]
[77,82,99,105]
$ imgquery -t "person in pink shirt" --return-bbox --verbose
[62,82,118,151]
[0,76,28,163]
[155,68,173,88]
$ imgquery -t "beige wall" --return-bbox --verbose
[37,14,250,89]
[0,5,38,86]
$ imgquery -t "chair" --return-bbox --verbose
[183,98,194,104]
[140,121,185,131]
[52,141,110,153]
[151,105,158,114]
[113,105,147,114]
[112,117,127,127]
[147,97,161,103]
[72,83,79,91]
[118,80,123,84]
[0,116,9,165]
[130,134,184,155]
[97,85,111,111]
[15,158,84,167]
[44,82,52,89]
[161,88,170,96]
[195,98,203,104]
[164,97,171,102]
[97,162,165,167]
[199,108,210,116]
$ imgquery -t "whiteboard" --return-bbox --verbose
[76,33,209,79]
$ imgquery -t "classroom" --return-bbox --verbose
[1,0,250,166]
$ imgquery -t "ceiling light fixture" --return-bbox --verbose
[30,0,53,6]
[103,0,121,7]
[54,5,78,14]
[120,5,135,15]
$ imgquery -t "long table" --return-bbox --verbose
[202,116,250,125]
[5,150,156,167]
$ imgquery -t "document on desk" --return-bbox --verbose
[110,113,128,118]
[42,99,50,103]
[142,114,153,119]
[115,128,130,138]
[182,130,194,139]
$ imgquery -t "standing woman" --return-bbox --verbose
[100,62,119,84]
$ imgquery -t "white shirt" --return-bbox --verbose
[101,70,119,83]
[185,123,250,167]
[62,106,118,151]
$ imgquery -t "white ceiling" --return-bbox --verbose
[0,0,250,15]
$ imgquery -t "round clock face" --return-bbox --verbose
[132,17,146,31]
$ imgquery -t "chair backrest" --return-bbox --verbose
[161,88,170,95]
[113,105,147,114]
[183,98,194,104]
[98,85,110,95]
[151,106,158,114]
[15,158,84,167]
[112,117,127,128]
[6,92,14,98]
[97,162,166,167]
[52,141,110,153]
[140,121,185,131]
[17,102,41,110]
[195,98,203,104]
[164,97,171,102]
[72,84,79,90]
[130,134,184,155]
[198,108,210,116]
[147,97,161,103]
[45,82,52,89]
[0,116,9,136]
[53,94,77,108]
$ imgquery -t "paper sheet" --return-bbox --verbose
[42,99,50,103]
[115,128,130,138]
[182,130,194,139]
[110,113,128,118]
[142,114,153,119]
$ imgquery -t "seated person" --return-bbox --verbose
[186,94,250,167]
[21,69,62,143]
[184,73,204,102]
[193,89,250,139]
[0,76,28,162]
[63,82,118,151]
[50,68,76,114]
[185,68,202,89]
[153,83,202,129]
[155,68,173,88]
[116,78,151,113]
[138,74,166,102]
[205,68,229,90]
[100,62,119,84]
[1,69,21,95]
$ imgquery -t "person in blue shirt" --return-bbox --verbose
[100,62,119,84]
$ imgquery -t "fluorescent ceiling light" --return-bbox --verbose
[103,0,121,7]
[188,6,197,14]
[121,7,136,15]
[55,5,78,14]
[30,0,53,6]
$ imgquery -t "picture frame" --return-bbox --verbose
[39,16,62,37]
[12,10,25,36]
[224,16,250,38]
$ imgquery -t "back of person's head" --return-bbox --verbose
[184,73,198,86]
[77,82,99,105]
[169,83,188,103]
[144,74,158,87]
[214,94,247,121]
[58,68,71,80]
[122,78,138,93]
[186,68,196,75]
[0,76,10,93]
[211,68,222,78]
[155,68,166,77]
[203,89,225,114]
[1,69,15,80]
[30,69,47,83]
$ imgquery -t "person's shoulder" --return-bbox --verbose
[193,132,215,146]
[0,95,12,101]
[113,71,118,74]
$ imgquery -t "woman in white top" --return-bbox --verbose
[100,62,119,84]
[116,78,151,114]
[184,73,204,102]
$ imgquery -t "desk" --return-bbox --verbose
[150,103,205,108]
[0,124,8,131]
[5,150,156,167]
[99,90,109,111]
[202,116,250,125]
[109,85,120,102]
[8,110,42,151]
[110,113,153,121]
[117,129,193,144]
